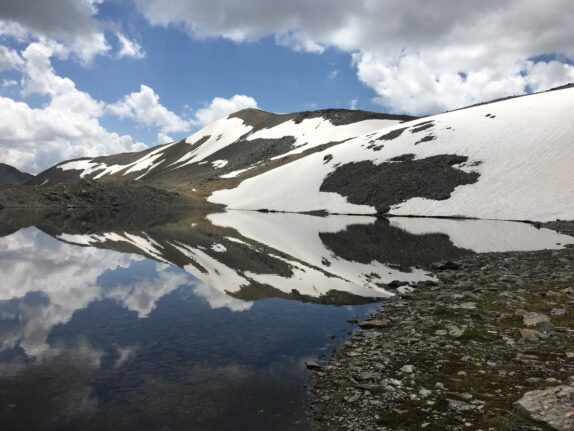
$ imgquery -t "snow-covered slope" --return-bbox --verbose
[30,109,411,193]
[210,87,574,222]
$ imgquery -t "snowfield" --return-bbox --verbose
[210,88,574,222]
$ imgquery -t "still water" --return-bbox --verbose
[0,211,571,430]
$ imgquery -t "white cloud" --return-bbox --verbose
[1,79,17,88]
[349,98,358,110]
[0,0,109,63]
[0,41,147,173]
[0,39,260,173]
[275,29,324,54]
[523,60,574,92]
[0,44,23,70]
[108,84,190,133]
[133,0,574,113]
[116,33,145,59]
[156,132,174,144]
[193,95,258,127]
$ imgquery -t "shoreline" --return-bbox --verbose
[310,221,574,431]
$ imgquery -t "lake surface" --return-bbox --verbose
[0,211,571,430]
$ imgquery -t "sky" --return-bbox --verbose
[1,0,574,173]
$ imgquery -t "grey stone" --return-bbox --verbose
[447,399,476,411]
[523,312,551,328]
[400,364,415,373]
[514,385,574,431]
[551,308,567,316]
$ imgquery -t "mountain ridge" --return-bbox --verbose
[0,163,33,185]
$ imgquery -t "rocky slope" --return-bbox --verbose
[0,163,32,184]
[0,179,191,211]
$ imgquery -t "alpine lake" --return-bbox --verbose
[0,209,571,431]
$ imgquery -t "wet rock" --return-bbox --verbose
[432,261,462,270]
[514,385,574,431]
[306,361,322,371]
[359,319,388,329]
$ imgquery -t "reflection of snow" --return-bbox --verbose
[210,243,227,253]
[209,211,430,292]
[58,231,169,263]
[389,218,574,252]
[192,282,253,312]
[170,241,250,293]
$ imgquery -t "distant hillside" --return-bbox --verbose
[30,109,414,193]
[0,163,33,184]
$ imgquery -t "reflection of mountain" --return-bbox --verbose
[51,211,574,304]
[1,212,572,363]
[53,213,438,305]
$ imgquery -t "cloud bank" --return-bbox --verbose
[133,0,574,113]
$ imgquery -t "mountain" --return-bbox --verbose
[0,163,33,184]
[31,86,574,222]
[30,109,413,194]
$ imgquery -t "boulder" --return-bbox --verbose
[514,385,574,431]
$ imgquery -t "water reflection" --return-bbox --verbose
[0,211,572,430]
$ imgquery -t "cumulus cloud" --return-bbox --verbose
[0,41,147,173]
[133,0,574,113]
[108,84,191,133]
[0,39,259,172]
[0,44,23,70]
[116,33,145,59]
[0,0,109,62]
[193,94,258,127]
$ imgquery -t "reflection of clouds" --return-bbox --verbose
[0,337,104,377]
[105,263,191,317]
[0,229,198,361]
[192,281,253,312]
[114,344,139,368]
[0,228,140,358]
[389,218,574,252]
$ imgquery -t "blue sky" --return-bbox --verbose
[0,0,573,172]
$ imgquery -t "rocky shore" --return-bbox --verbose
[311,221,574,431]
[0,179,192,211]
